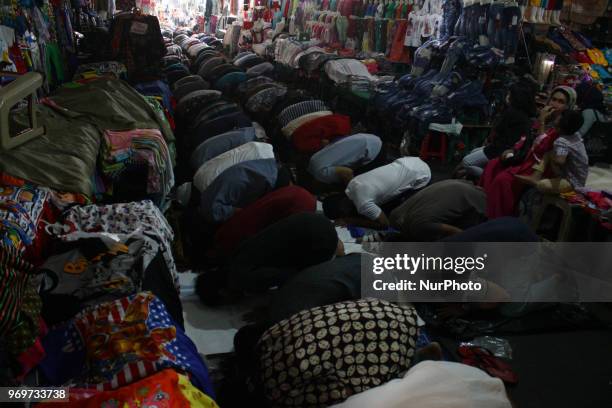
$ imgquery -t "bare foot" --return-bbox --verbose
[335,167,355,185]
[416,341,443,362]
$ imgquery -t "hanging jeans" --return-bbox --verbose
[453,5,465,37]
[465,5,479,42]
[477,4,489,40]
[486,3,505,49]
[441,0,460,40]
[440,38,469,74]
[501,6,521,58]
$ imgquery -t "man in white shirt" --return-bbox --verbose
[193,141,275,193]
[323,157,431,229]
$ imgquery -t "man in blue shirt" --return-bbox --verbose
[198,159,292,223]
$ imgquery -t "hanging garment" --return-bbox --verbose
[108,13,165,81]
[389,20,411,63]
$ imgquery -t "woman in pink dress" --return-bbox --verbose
[481,86,577,218]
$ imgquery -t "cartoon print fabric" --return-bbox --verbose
[39,292,214,397]
[0,184,50,252]
[58,201,178,290]
[42,369,219,407]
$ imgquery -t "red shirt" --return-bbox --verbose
[214,185,317,256]
[292,114,352,153]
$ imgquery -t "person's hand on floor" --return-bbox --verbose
[334,218,348,227]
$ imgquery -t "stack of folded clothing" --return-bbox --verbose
[99,129,175,207]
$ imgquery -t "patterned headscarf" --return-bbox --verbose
[256,298,418,407]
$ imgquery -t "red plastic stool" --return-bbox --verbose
[419,131,448,163]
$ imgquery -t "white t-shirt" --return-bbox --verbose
[193,141,275,192]
[331,361,512,408]
[345,157,431,220]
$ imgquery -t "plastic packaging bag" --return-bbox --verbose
[460,336,513,359]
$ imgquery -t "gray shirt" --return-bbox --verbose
[554,132,589,188]
[307,133,382,183]
[578,109,605,137]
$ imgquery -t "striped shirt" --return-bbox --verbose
[278,100,329,128]
[190,127,256,170]
[194,141,275,193]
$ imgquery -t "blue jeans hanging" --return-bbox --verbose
[487,3,505,49]
[501,6,521,58]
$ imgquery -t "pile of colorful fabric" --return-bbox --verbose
[547,27,611,99]
[99,129,175,208]
[0,183,55,383]
[562,188,612,229]
[0,13,220,406]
